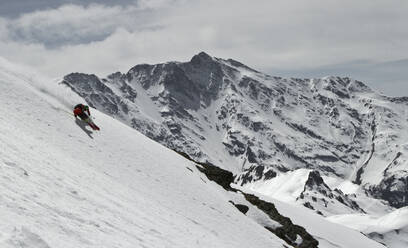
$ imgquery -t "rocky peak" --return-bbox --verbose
[299,170,365,216]
[304,171,327,189]
[348,79,372,93]
[190,51,213,65]
[318,76,373,98]
[107,71,124,81]
[63,73,108,93]
[126,64,155,84]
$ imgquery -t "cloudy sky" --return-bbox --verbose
[0,0,407,96]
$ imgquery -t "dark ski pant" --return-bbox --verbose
[78,113,90,123]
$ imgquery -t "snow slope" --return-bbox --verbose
[0,58,290,247]
[327,207,408,248]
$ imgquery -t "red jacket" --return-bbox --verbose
[73,105,90,117]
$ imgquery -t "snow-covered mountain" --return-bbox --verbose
[2,56,395,248]
[60,52,408,247]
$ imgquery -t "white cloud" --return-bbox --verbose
[0,0,407,96]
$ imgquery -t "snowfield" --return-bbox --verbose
[327,207,408,248]
[0,57,390,248]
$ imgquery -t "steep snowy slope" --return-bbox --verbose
[0,58,292,247]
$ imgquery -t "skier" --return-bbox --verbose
[73,104,100,130]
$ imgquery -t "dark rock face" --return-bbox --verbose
[235,165,277,185]
[61,52,408,209]
[62,73,128,115]
[304,171,326,187]
[244,194,319,248]
[298,171,365,216]
[229,201,250,214]
[176,151,235,191]
[370,175,408,208]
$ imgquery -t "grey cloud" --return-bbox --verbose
[5,4,163,47]
[0,0,138,17]
[0,0,406,97]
